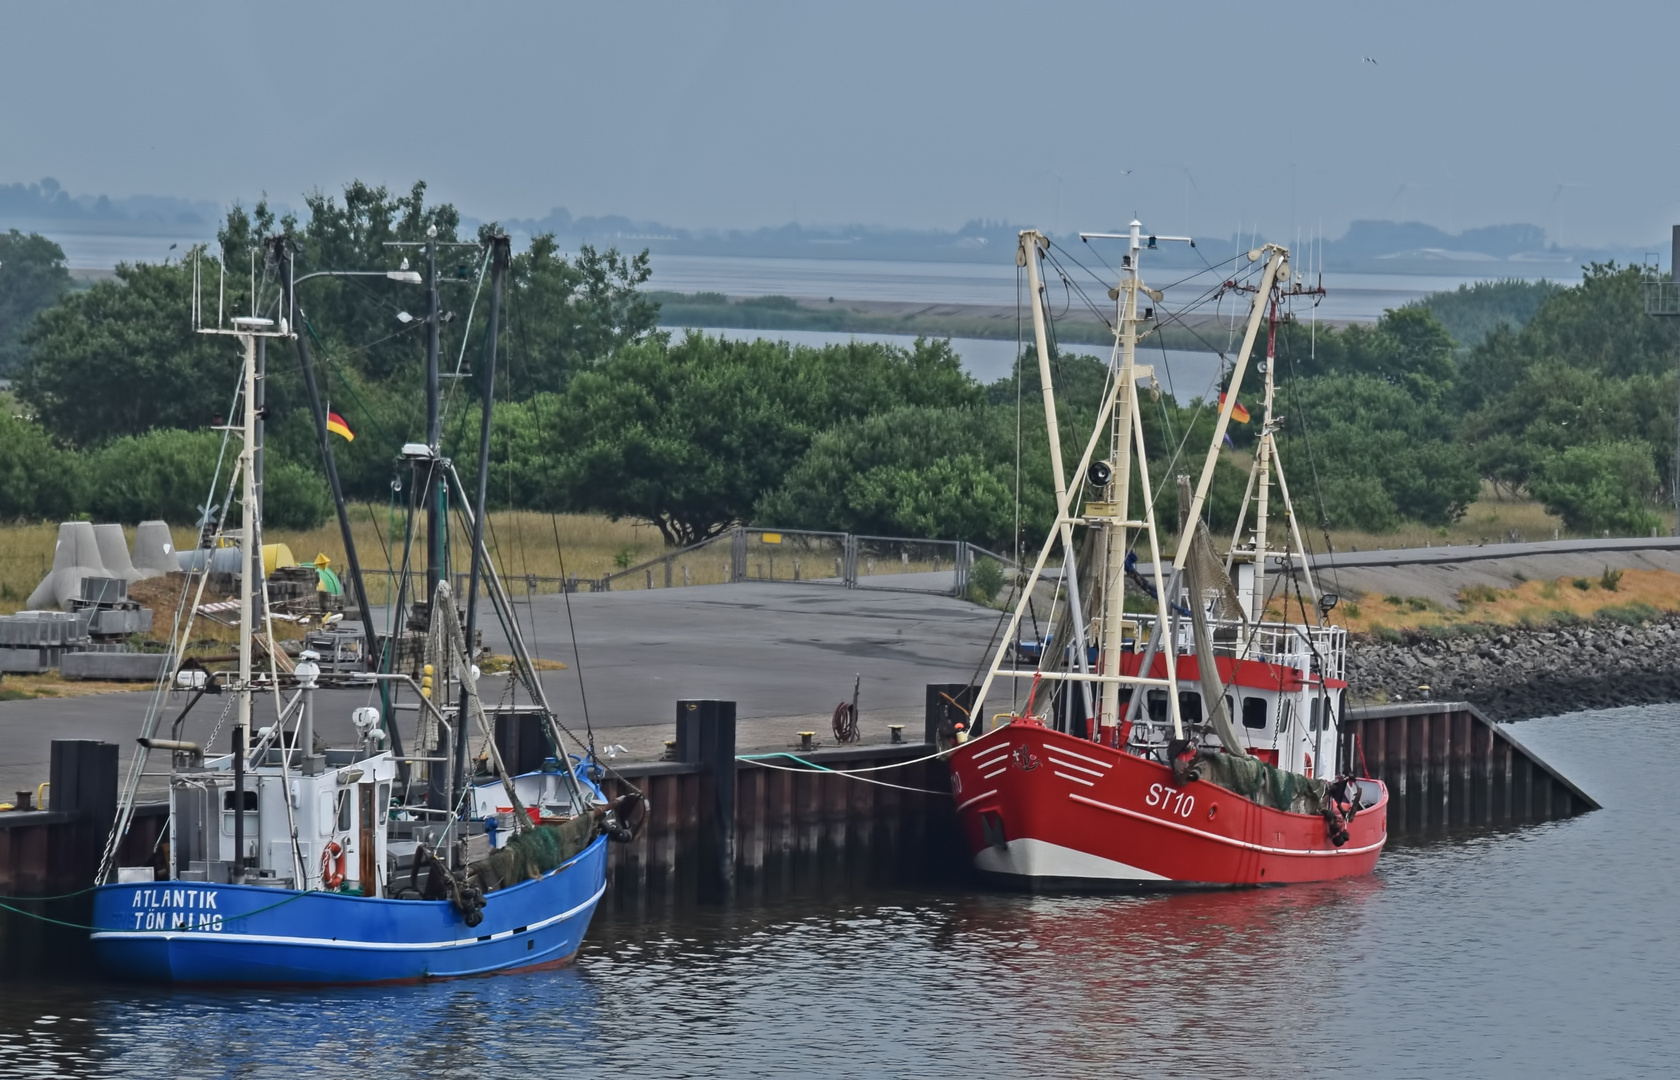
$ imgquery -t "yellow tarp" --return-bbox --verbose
[261,543,297,575]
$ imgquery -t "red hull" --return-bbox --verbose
[949,720,1387,888]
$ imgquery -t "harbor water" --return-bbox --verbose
[0,705,1671,1078]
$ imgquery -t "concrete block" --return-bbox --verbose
[60,652,168,681]
[87,607,152,636]
[0,648,50,673]
[79,576,128,604]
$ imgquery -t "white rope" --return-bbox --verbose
[736,756,948,796]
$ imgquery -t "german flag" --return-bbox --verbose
[326,411,355,442]
[1218,393,1251,424]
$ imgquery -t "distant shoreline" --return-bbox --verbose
[650,291,1316,349]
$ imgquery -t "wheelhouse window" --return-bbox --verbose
[1178,691,1203,725]
[1241,696,1269,730]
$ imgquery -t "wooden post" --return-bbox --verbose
[49,739,117,886]
[678,699,736,901]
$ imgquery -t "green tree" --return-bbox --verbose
[285,181,463,383]
[1272,307,1456,402]
[1529,441,1661,535]
[84,427,328,528]
[1416,278,1561,351]
[0,410,83,520]
[1279,374,1478,530]
[544,334,981,544]
[1520,263,1676,379]
[86,429,221,524]
[1462,360,1675,494]
[0,230,73,375]
[501,236,660,396]
[19,258,246,446]
[757,406,1025,545]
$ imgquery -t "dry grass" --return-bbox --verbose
[0,511,674,616]
[0,673,154,701]
[1312,567,1680,635]
[1179,488,1672,563]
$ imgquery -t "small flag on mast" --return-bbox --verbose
[326,412,355,441]
[1218,393,1251,424]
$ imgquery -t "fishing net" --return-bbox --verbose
[1195,750,1326,815]
[468,814,599,894]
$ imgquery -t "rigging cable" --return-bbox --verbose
[549,513,598,758]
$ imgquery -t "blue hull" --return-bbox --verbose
[90,836,608,984]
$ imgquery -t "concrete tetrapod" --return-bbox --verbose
[25,522,108,610]
[131,521,177,578]
[93,524,142,583]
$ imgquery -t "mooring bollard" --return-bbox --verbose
[677,699,737,899]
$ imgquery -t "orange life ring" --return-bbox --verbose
[321,840,346,889]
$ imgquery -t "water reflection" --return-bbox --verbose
[0,708,1670,1078]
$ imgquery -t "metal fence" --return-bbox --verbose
[343,528,1017,603]
[599,527,1017,598]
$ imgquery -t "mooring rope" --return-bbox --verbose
[735,754,948,795]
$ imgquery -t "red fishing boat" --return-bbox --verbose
[946,224,1386,889]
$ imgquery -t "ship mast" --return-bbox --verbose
[1222,278,1327,627]
[222,312,288,884]
[969,223,1187,741]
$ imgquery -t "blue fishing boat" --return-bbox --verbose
[91,817,609,984]
[89,235,641,984]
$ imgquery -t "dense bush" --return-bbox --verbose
[1529,441,1661,535]
[0,410,83,520]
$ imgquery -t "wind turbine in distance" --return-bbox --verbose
[1387,178,1433,224]
[1182,167,1200,237]
[1549,173,1588,250]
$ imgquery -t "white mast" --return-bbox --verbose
[237,329,257,743]
[1250,322,1274,622]
[1096,222,1149,732]
[969,223,1187,741]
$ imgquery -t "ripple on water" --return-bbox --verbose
[0,707,1672,1078]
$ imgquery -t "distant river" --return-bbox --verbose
[45,226,1560,325]
[663,325,1225,392]
[0,705,1668,1078]
[645,252,1564,323]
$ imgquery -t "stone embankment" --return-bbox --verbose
[1348,613,1680,722]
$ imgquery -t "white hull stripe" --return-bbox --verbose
[970,749,1011,770]
[982,768,1007,780]
[954,789,999,813]
[91,883,606,952]
[1048,745,1113,770]
[1070,794,1386,858]
[1053,771,1095,787]
[1046,755,1104,778]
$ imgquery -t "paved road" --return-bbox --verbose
[484,581,1000,728]
[1138,537,1680,610]
[0,582,1008,798]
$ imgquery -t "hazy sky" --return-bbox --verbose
[5,1,1680,246]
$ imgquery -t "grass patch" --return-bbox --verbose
[1572,578,1593,591]
[1597,602,1659,625]
[1601,565,1625,591]
[1458,584,1503,605]
[0,511,673,616]
[1331,569,1680,634]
